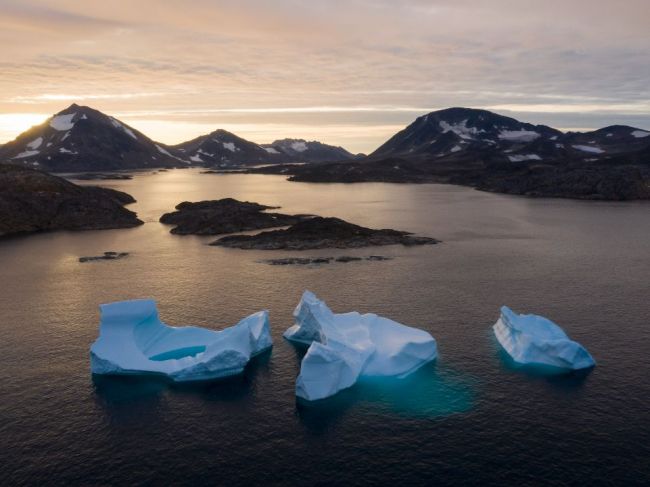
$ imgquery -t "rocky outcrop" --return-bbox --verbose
[159,198,306,235]
[211,217,438,250]
[0,165,143,236]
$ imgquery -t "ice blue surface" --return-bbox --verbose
[494,306,595,371]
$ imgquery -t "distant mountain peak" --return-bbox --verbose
[0,105,182,172]
[262,138,357,162]
[371,107,562,159]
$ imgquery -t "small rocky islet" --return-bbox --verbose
[79,251,129,263]
[261,255,392,266]
[159,198,308,235]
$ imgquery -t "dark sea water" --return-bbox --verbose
[1,169,649,486]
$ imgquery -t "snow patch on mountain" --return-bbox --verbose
[498,130,540,142]
[26,137,43,150]
[508,154,542,162]
[50,113,76,131]
[12,150,40,159]
[222,142,237,152]
[264,147,280,154]
[156,144,172,156]
[450,145,462,153]
[291,141,308,152]
[572,145,605,154]
[439,120,483,140]
[631,130,650,138]
[110,118,137,140]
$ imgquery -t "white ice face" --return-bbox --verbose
[90,299,272,381]
[493,306,595,371]
[285,291,438,401]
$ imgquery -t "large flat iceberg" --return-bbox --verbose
[493,306,595,371]
[285,291,438,401]
[90,299,272,381]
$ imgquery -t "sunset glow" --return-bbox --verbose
[1,0,649,152]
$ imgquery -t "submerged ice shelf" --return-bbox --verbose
[90,299,272,381]
[493,306,595,371]
[285,291,438,401]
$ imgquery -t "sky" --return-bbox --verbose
[1,0,649,153]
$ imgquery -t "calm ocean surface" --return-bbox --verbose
[1,169,649,486]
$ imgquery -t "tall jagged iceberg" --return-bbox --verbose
[493,306,595,371]
[285,291,438,401]
[90,299,272,381]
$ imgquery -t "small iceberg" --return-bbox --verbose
[285,291,438,401]
[90,299,272,381]
[493,306,595,371]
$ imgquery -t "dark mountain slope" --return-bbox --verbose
[0,104,184,172]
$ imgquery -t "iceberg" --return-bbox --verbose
[285,291,438,401]
[90,299,272,381]
[493,306,595,371]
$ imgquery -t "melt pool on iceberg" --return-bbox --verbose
[493,306,595,371]
[284,290,438,401]
[90,299,272,381]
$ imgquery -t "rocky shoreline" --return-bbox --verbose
[0,165,143,237]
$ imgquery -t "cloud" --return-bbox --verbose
[0,0,648,151]
[8,92,176,103]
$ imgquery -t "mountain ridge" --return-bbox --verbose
[0,104,183,172]
[0,104,360,171]
[252,107,650,200]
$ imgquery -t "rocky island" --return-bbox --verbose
[79,251,130,262]
[0,165,142,237]
[211,216,438,250]
[159,198,307,235]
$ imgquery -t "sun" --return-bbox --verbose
[0,113,49,143]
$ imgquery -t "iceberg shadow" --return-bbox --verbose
[92,349,273,415]
[493,338,594,388]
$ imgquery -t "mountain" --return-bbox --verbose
[370,107,650,165]
[172,129,281,167]
[262,138,361,163]
[253,107,650,200]
[173,132,360,167]
[0,104,360,171]
[371,107,563,160]
[0,104,184,172]
[0,164,142,236]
